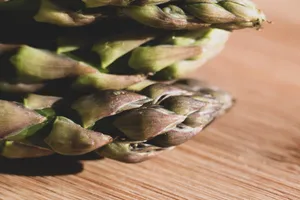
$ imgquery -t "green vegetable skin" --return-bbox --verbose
[0,0,266,163]
[0,79,233,163]
[0,27,230,90]
[1,0,266,29]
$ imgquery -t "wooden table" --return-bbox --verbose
[1,1,299,199]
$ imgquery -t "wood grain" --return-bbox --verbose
[1,1,300,199]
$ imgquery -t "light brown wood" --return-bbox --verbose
[1,1,299,199]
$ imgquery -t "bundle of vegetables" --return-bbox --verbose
[0,0,265,162]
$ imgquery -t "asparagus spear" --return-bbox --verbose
[0,79,234,163]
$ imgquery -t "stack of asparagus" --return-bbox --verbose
[0,0,266,163]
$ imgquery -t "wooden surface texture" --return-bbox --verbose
[1,1,300,199]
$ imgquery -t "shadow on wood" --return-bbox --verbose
[0,153,103,176]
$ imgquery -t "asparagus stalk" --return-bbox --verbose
[66,27,230,78]
[1,0,266,30]
[0,79,234,162]
[0,27,230,92]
